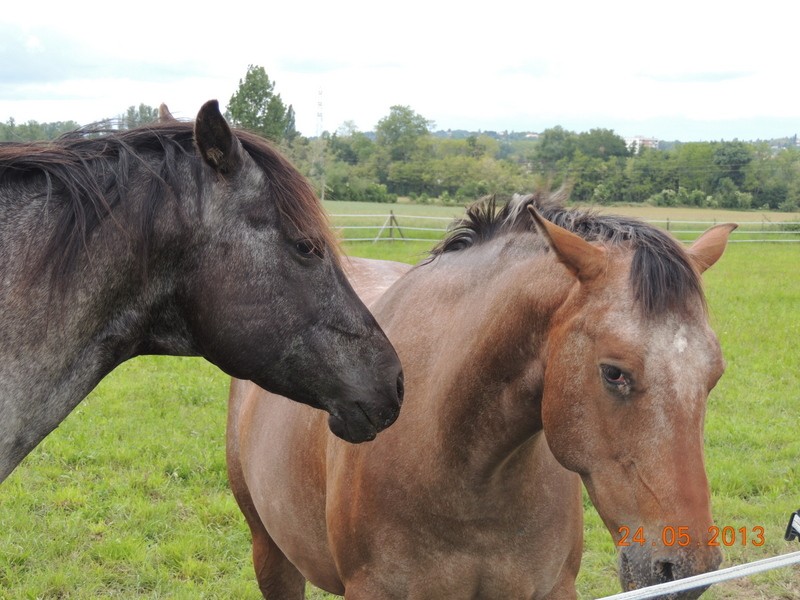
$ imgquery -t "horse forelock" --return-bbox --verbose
[1,120,339,293]
[431,193,705,317]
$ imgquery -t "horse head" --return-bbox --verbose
[177,101,403,442]
[531,207,734,595]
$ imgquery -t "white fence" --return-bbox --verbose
[330,212,452,242]
[597,549,800,599]
[330,212,800,244]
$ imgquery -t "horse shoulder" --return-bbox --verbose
[230,379,343,590]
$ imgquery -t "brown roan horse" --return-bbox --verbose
[227,194,736,599]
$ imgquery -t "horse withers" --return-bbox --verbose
[0,100,403,483]
[228,194,735,599]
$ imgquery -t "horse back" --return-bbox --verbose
[342,257,411,307]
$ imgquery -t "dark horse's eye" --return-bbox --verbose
[294,239,322,259]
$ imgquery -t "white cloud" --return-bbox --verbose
[0,0,798,140]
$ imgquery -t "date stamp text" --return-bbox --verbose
[616,525,765,548]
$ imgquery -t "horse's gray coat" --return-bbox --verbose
[0,100,403,483]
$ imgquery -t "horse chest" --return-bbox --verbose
[344,541,575,600]
[331,467,581,599]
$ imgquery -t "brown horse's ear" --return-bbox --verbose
[158,103,176,122]
[527,206,606,282]
[194,99,243,175]
[686,223,737,274]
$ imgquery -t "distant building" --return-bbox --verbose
[625,136,659,153]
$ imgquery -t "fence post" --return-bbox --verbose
[373,211,406,243]
[388,211,405,241]
[373,214,391,243]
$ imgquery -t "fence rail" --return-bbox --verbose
[596,550,800,599]
[330,211,800,244]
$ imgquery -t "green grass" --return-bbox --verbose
[0,357,259,599]
[0,203,798,598]
[699,243,800,599]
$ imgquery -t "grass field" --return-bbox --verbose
[0,202,798,599]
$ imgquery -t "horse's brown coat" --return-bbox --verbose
[228,197,734,599]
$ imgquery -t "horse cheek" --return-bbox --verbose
[542,334,597,474]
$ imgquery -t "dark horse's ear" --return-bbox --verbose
[527,206,606,282]
[194,100,243,175]
[158,103,176,122]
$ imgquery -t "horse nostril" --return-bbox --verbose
[396,372,405,405]
[654,560,675,582]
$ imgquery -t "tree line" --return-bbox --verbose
[3,65,799,212]
[285,114,800,211]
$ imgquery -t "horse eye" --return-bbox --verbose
[295,240,322,259]
[600,364,627,386]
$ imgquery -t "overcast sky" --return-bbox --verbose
[1,1,798,141]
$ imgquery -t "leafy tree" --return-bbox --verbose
[565,151,612,202]
[121,104,158,129]
[0,118,80,141]
[648,187,706,207]
[375,105,434,162]
[325,159,394,202]
[534,126,577,170]
[283,105,298,143]
[650,188,678,207]
[575,128,629,159]
[769,147,800,210]
[712,141,752,188]
[330,132,358,165]
[330,124,375,166]
[227,65,297,142]
[673,143,716,194]
[714,177,752,209]
[625,147,676,202]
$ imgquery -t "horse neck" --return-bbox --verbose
[0,165,194,482]
[379,249,574,480]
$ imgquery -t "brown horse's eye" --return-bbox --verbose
[600,364,630,391]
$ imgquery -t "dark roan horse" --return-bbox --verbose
[0,100,403,484]
[228,193,736,599]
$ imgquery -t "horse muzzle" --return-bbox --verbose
[619,543,723,599]
[326,370,404,443]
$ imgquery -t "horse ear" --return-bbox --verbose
[194,100,243,175]
[686,223,737,274]
[527,206,606,282]
[158,103,176,122]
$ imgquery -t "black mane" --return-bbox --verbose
[432,193,704,316]
[0,120,334,292]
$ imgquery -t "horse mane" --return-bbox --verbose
[0,121,337,292]
[431,192,705,316]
